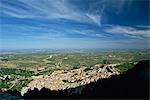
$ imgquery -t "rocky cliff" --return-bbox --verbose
[0,60,149,99]
[21,64,119,95]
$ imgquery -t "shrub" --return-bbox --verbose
[116,62,135,73]
[0,80,11,88]
[11,79,32,91]
[0,68,34,77]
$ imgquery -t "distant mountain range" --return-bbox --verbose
[0,48,148,54]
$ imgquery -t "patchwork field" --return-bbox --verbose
[0,50,149,92]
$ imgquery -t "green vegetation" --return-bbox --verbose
[0,68,34,77]
[0,50,149,92]
[0,67,34,90]
[35,69,55,76]
[62,58,80,69]
[0,80,11,88]
[11,79,32,91]
[0,58,8,61]
[116,62,136,73]
[19,63,36,68]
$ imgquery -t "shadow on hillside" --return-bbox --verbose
[1,60,149,99]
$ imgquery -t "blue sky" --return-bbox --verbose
[0,0,149,49]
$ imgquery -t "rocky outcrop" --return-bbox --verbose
[21,64,119,96]
[23,60,149,99]
[1,60,149,99]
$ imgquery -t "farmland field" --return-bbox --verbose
[0,50,149,92]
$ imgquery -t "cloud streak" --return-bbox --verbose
[1,0,104,26]
[1,0,149,49]
[104,25,150,38]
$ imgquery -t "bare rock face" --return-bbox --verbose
[21,64,119,96]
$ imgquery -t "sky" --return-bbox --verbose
[0,0,150,50]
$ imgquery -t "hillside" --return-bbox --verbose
[0,60,149,99]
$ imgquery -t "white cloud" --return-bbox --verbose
[104,25,150,38]
[95,34,103,37]
[71,29,105,38]
[1,0,133,27]
[1,0,104,26]
[86,13,101,26]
